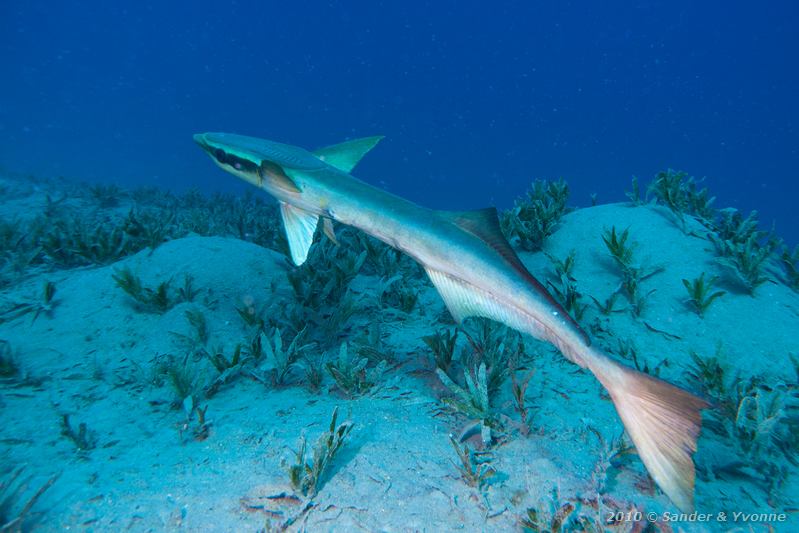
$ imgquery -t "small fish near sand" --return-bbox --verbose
[194,132,709,512]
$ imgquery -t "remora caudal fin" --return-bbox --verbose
[313,136,384,173]
[279,202,319,265]
[429,260,707,510]
[591,354,707,512]
[427,204,706,510]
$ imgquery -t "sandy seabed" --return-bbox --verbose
[1,172,797,532]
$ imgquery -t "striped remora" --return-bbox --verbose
[194,132,707,511]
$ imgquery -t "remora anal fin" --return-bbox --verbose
[435,207,590,344]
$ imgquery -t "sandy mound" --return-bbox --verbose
[1,200,797,531]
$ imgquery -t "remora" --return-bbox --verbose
[194,132,708,511]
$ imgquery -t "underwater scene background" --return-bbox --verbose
[1,1,798,532]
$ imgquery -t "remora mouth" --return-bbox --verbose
[193,133,209,150]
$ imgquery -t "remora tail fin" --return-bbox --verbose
[431,206,705,510]
[589,351,708,512]
[425,254,707,511]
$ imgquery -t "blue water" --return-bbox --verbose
[2,1,797,243]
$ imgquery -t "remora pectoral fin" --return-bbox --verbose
[279,202,319,266]
[262,161,302,193]
[313,136,384,173]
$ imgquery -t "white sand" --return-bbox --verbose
[1,185,797,531]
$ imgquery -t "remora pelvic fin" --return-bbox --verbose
[194,131,708,511]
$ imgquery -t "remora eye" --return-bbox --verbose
[214,149,227,164]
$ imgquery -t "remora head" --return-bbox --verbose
[193,132,325,192]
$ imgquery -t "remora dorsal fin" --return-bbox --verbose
[313,136,384,173]
[439,207,590,344]
[442,208,509,255]
[279,202,319,266]
[440,207,535,282]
